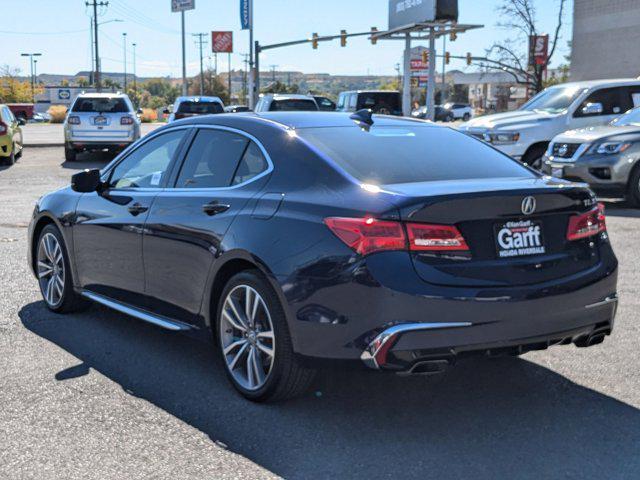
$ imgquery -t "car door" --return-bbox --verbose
[571,86,632,129]
[2,107,22,150]
[73,128,188,306]
[143,126,272,326]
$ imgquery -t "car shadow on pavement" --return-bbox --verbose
[61,151,115,171]
[602,200,640,219]
[19,301,640,480]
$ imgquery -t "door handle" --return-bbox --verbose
[127,202,148,216]
[202,201,230,216]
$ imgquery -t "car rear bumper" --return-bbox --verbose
[283,248,618,366]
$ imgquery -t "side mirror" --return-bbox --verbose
[162,108,170,115]
[17,117,27,126]
[137,108,143,115]
[71,169,102,193]
[581,102,604,116]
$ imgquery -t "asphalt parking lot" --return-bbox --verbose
[1,147,639,480]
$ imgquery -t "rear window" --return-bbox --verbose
[358,93,400,109]
[269,99,318,112]
[177,101,224,114]
[298,126,534,185]
[72,97,129,113]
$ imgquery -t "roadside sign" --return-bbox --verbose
[171,0,195,12]
[240,0,251,29]
[58,89,71,100]
[410,59,428,70]
[389,0,458,30]
[529,35,549,66]
[212,31,233,53]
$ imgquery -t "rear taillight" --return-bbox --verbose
[324,218,406,256]
[67,116,80,125]
[121,116,134,125]
[0,122,7,135]
[324,217,469,256]
[406,223,469,251]
[566,203,606,241]
[174,113,186,120]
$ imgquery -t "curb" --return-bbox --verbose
[24,143,64,148]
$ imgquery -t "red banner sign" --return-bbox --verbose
[212,31,233,53]
[529,35,549,66]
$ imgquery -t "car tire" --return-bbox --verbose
[627,165,640,207]
[15,144,22,160]
[463,113,471,121]
[64,144,77,162]
[36,224,87,313]
[3,143,16,166]
[216,269,316,402]
[522,144,547,171]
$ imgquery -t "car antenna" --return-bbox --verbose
[350,109,374,128]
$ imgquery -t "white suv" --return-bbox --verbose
[443,102,473,121]
[64,93,141,162]
[459,79,640,168]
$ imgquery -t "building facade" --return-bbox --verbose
[571,0,640,81]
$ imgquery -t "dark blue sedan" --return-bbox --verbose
[27,111,618,401]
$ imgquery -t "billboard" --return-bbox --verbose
[389,0,458,30]
[212,31,233,53]
[171,0,195,12]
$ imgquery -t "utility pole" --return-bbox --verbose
[441,32,446,104]
[20,52,42,102]
[269,65,277,83]
[122,32,127,91]
[241,53,249,106]
[228,53,232,103]
[395,62,401,89]
[132,43,137,93]
[193,33,208,96]
[181,11,187,95]
[248,0,255,108]
[86,0,108,92]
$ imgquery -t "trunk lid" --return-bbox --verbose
[386,177,600,287]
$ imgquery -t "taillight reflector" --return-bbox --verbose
[567,203,606,241]
[67,116,80,125]
[324,217,470,256]
[121,116,134,125]
[406,223,469,251]
[324,217,406,256]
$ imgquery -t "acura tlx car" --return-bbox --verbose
[28,111,619,402]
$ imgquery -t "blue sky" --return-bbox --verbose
[2,0,573,78]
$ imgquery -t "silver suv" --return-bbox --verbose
[64,93,141,161]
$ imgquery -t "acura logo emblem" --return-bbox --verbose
[521,196,537,215]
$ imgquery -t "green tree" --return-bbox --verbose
[261,80,300,94]
[0,65,41,102]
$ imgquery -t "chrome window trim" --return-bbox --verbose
[168,123,274,192]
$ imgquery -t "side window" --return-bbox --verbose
[232,141,269,185]
[575,87,627,117]
[625,86,640,111]
[109,130,185,189]
[348,94,357,110]
[175,129,248,188]
[337,94,346,110]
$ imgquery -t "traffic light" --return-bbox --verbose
[450,31,457,41]
[445,52,450,65]
[341,30,347,47]
[466,52,472,65]
[421,50,429,64]
[371,27,378,45]
[312,33,319,49]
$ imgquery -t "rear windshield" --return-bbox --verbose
[177,101,224,114]
[72,97,129,113]
[359,92,400,109]
[270,99,318,111]
[298,126,534,185]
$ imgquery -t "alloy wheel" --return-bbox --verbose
[219,285,275,391]
[37,232,65,308]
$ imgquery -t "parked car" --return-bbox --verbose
[225,105,251,113]
[411,105,455,122]
[459,78,640,169]
[0,104,24,165]
[336,90,402,116]
[254,94,319,112]
[7,103,35,123]
[443,102,473,121]
[29,111,618,402]
[167,96,225,122]
[542,106,640,205]
[63,93,141,162]
[313,95,336,111]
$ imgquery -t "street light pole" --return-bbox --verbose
[132,43,137,93]
[181,11,187,96]
[122,32,127,91]
[20,52,42,103]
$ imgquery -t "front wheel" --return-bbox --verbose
[36,224,87,313]
[627,166,640,207]
[216,270,315,402]
[522,144,548,171]
[463,113,471,121]
[3,143,16,166]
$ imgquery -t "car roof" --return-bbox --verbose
[165,111,436,130]
[175,96,223,103]
[548,78,640,89]
[339,90,400,94]
[76,92,129,98]
[261,94,315,100]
